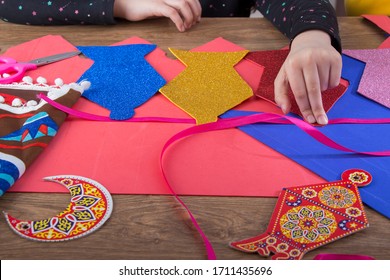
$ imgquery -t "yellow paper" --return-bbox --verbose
[160,49,253,124]
[345,0,390,15]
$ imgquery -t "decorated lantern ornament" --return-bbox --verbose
[0,76,89,195]
[4,175,113,241]
[230,169,371,260]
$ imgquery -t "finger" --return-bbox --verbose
[317,62,330,92]
[302,64,328,125]
[159,5,185,32]
[167,0,194,29]
[187,0,202,23]
[285,65,315,124]
[274,65,291,114]
[328,56,342,88]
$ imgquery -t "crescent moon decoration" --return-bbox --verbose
[4,175,113,241]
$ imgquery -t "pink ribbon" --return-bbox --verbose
[314,253,375,260]
[38,94,195,124]
[40,94,390,259]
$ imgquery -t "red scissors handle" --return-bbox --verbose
[0,56,37,84]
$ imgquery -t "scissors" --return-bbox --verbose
[0,51,81,84]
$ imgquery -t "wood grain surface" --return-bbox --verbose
[0,17,388,260]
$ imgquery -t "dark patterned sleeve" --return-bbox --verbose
[0,0,116,25]
[256,0,341,52]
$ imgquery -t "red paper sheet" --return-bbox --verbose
[362,14,390,48]
[8,36,325,196]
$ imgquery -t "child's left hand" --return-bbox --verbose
[113,0,202,32]
[274,30,342,125]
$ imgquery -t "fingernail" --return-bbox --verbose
[317,115,328,125]
[306,115,316,124]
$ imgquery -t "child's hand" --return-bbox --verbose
[114,0,202,32]
[274,30,342,125]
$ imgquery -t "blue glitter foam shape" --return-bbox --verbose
[78,44,166,120]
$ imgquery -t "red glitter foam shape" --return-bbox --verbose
[246,50,347,119]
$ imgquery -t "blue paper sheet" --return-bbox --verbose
[222,54,390,218]
[78,44,166,120]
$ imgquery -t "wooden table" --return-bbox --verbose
[0,17,388,260]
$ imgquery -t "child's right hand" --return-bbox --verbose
[114,0,202,32]
[274,30,342,125]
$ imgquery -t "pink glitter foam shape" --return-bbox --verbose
[344,48,390,109]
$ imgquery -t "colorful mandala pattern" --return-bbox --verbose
[318,186,357,208]
[346,171,370,185]
[341,169,373,186]
[345,207,362,217]
[280,205,337,244]
[301,188,317,199]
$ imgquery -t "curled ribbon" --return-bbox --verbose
[39,94,390,259]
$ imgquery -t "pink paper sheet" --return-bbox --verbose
[344,48,390,109]
[8,36,325,196]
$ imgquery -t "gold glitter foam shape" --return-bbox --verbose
[159,49,253,124]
